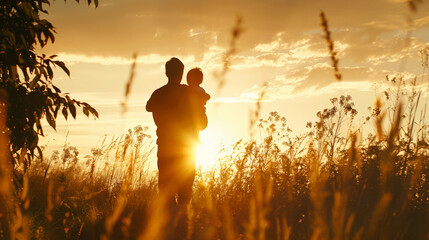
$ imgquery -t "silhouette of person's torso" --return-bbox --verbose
[146,83,207,149]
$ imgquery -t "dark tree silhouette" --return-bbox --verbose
[0,0,99,169]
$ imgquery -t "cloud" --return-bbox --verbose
[58,53,195,65]
[43,0,429,57]
[218,63,399,103]
[213,84,271,103]
[43,0,429,103]
[413,13,429,28]
[41,0,429,88]
[289,64,393,93]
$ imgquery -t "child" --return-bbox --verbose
[186,67,210,141]
[186,67,210,105]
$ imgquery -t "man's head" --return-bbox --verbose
[165,57,184,84]
[186,67,203,87]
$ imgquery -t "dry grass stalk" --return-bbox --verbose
[418,47,429,142]
[137,194,169,240]
[121,53,138,117]
[214,16,244,94]
[320,11,342,81]
[407,0,423,12]
[309,144,329,240]
[101,186,128,240]
[249,82,267,138]
[222,204,236,240]
[245,175,273,240]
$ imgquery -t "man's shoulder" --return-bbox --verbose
[148,84,188,105]
[176,84,193,95]
[150,84,175,98]
[153,84,188,92]
[151,84,169,94]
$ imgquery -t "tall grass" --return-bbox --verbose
[1,78,428,239]
[1,8,429,240]
[320,11,342,81]
[214,16,244,94]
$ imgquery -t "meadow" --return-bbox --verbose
[1,73,428,239]
[1,1,428,239]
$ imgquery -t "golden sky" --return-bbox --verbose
[39,0,429,160]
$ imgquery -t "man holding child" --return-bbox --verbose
[146,57,209,239]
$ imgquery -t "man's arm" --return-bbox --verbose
[146,91,158,112]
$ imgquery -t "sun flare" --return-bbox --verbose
[196,126,225,172]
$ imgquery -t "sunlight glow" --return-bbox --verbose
[196,126,224,172]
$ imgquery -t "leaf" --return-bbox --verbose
[66,95,72,103]
[69,103,77,119]
[45,109,56,130]
[89,107,99,118]
[35,114,44,136]
[54,104,60,118]
[62,107,68,120]
[36,146,44,162]
[23,68,30,81]
[39,66,48,80]
[18,145,28,164]
[83,106,89,117]
[46,65,53,79]
[28,152,32,167]
[30,75,41,89]
[54,61,70,77]
[52,85,61,93]
[29,131,39,149]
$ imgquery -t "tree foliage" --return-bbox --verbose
[0,0,99,167]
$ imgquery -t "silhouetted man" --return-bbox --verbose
[146,57,207,238]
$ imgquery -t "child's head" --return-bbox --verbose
[186,67,203,87]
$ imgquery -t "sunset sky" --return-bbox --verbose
[39,0,429,162]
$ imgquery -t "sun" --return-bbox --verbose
[196,126,224,172]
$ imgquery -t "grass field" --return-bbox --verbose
[1,77,428,239]
[1,5,428,239]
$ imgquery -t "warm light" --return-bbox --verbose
[196,126,224,172]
